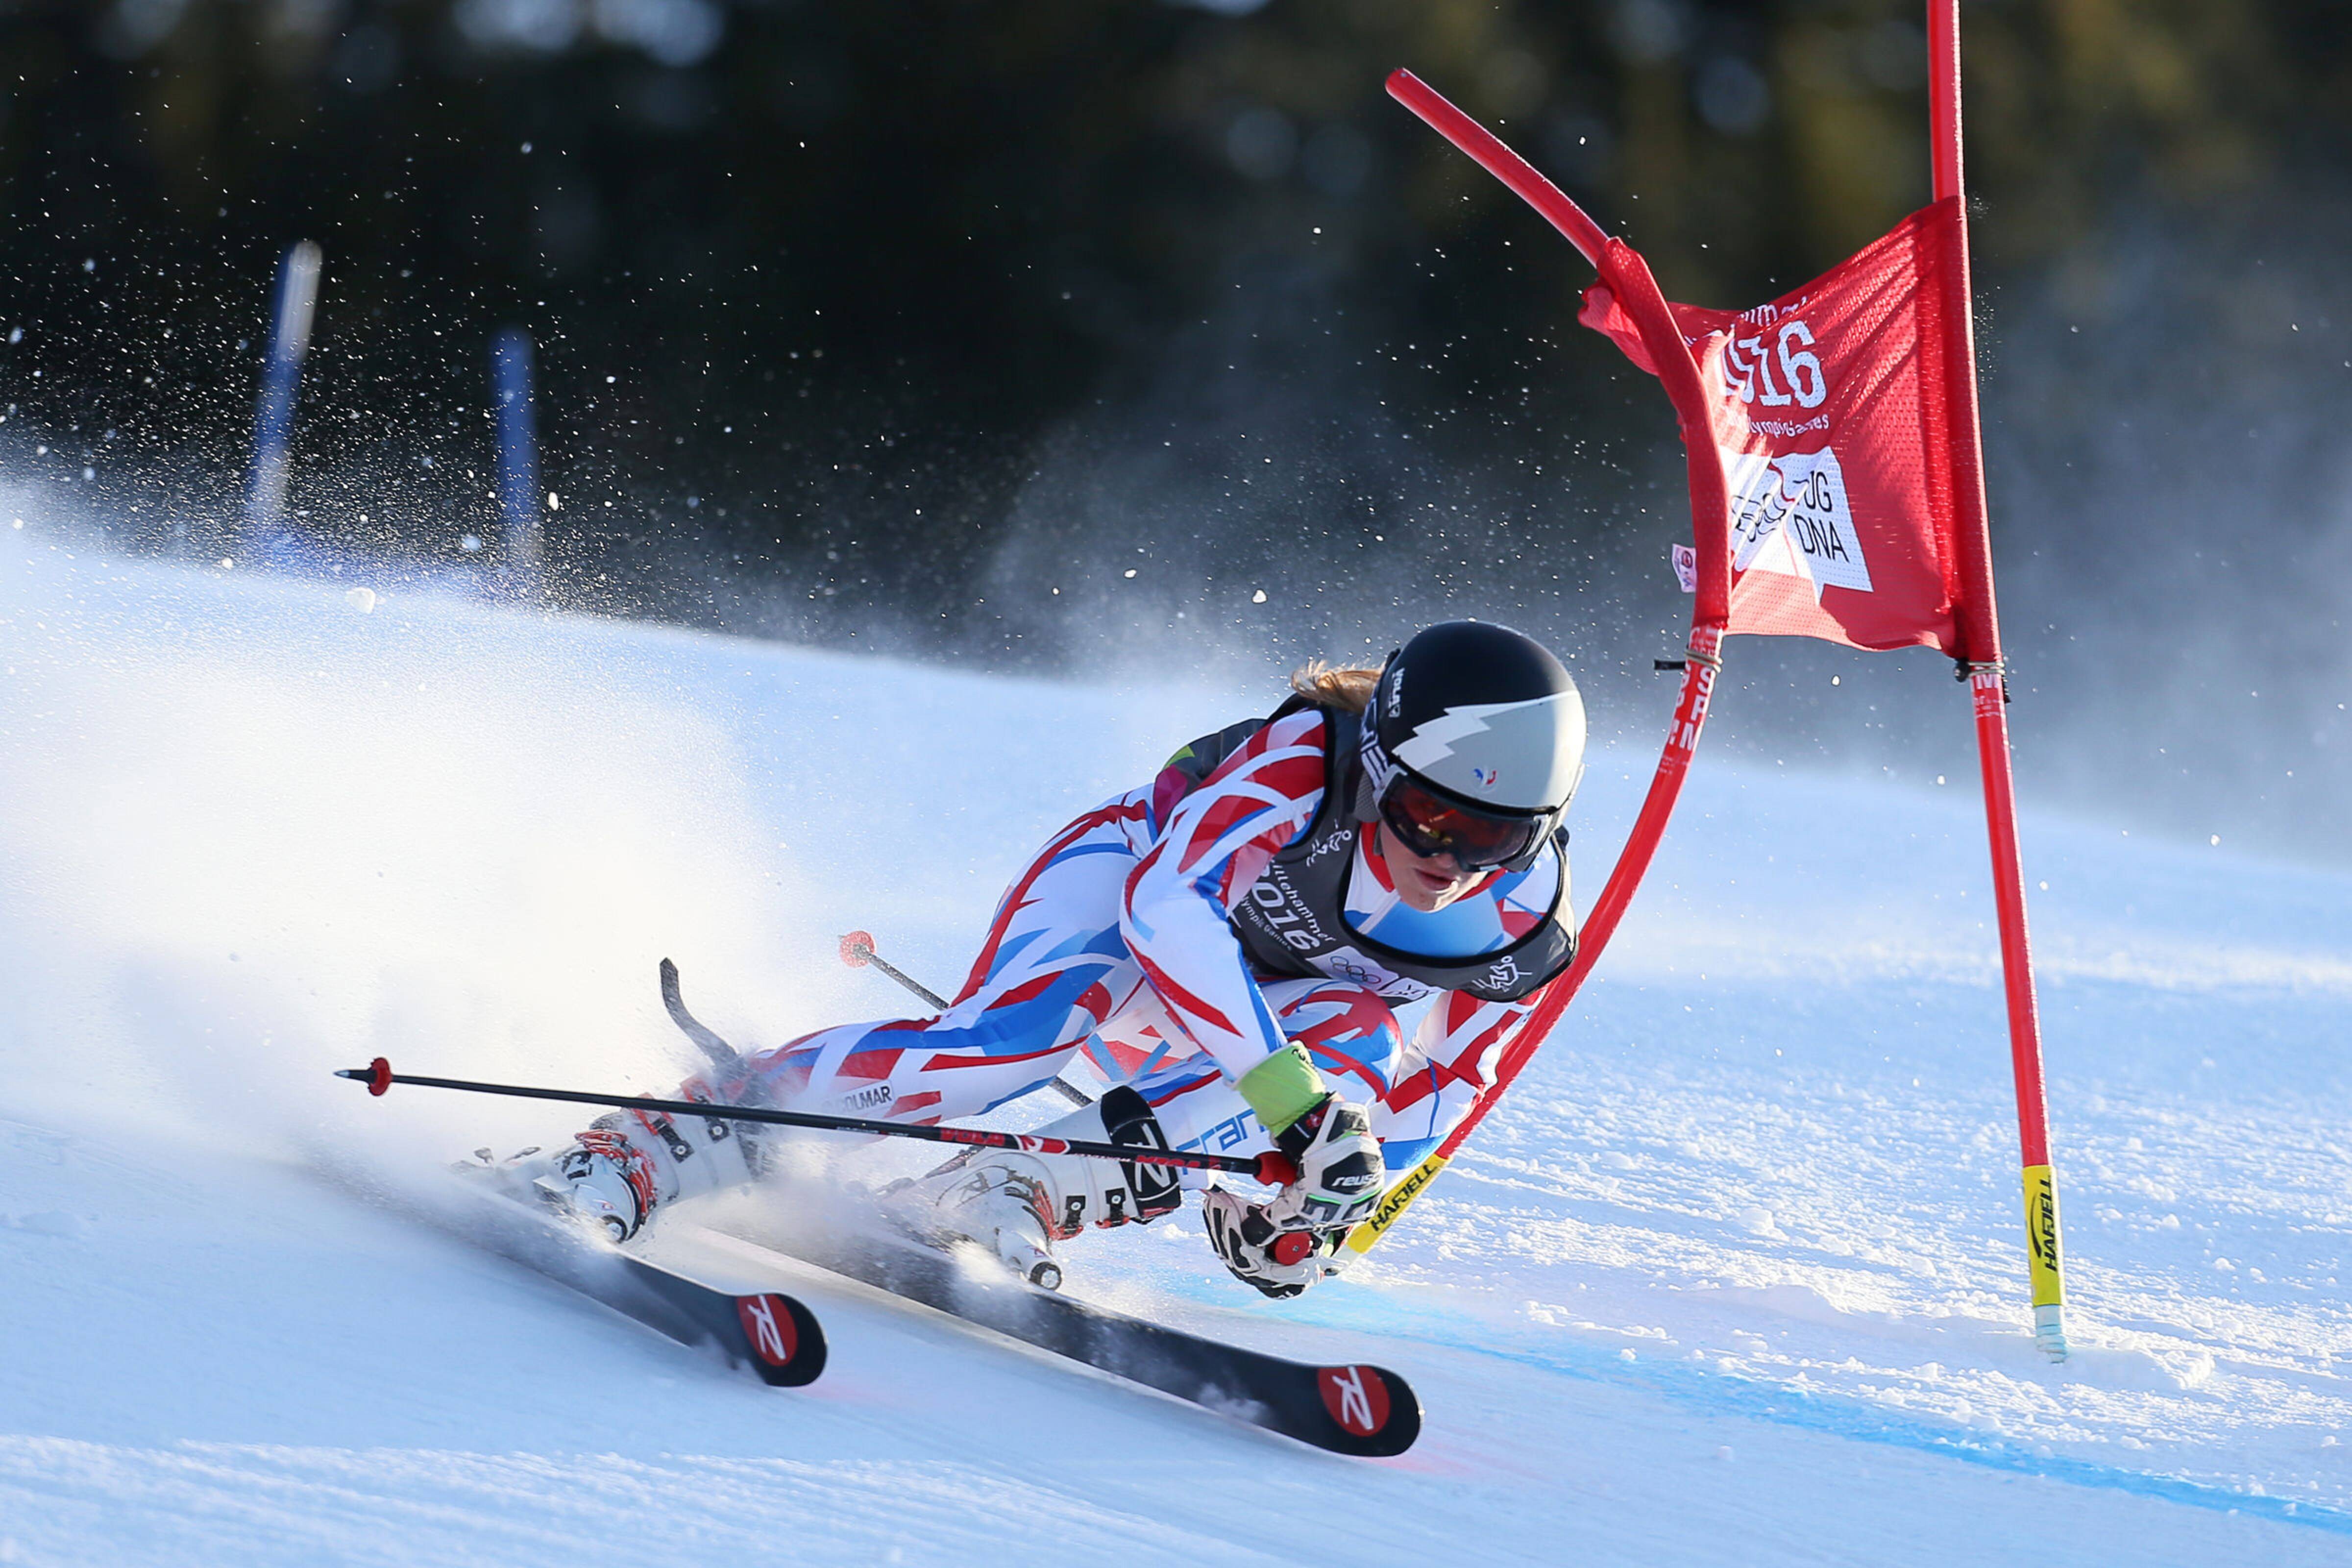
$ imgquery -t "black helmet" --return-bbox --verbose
[1356,621,1586,873]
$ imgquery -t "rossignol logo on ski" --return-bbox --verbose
[1722,445,1873,599]
[1317,1364,1392,1438]
[735,1293,800,1368]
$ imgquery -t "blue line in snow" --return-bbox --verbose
[1282,1287,2350,1536]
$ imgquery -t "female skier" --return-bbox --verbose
[542,620,1585,1298]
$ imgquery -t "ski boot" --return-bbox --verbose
[450,1132,655,1243]
[544,1129,662,1242]
[902,1086,1182,1290]
[456,1098,762,1244]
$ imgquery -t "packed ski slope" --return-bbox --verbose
[2,530,2348,1567]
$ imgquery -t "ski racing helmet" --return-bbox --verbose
[1356,621,1586,874]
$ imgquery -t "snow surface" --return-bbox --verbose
[2,532,2349,1567]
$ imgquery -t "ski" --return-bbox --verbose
[702,1206,1421,1457]
[434,1177,827,1388]
[655,957,1418,1454]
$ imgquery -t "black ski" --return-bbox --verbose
[715,1209,1420,1456]
[439,1179,826,1388]
[651,956,1420,1455]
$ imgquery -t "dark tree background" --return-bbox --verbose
[2,0,2348,853]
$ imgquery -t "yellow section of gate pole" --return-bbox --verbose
[1344,1152,1449,1255]
[2022,1163,2068,1360]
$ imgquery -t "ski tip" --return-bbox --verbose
[1314,1363,1422,1457]
[735,1291,828,1387]
[838,931,876,968]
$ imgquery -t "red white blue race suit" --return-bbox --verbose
[694,706,1569,1181]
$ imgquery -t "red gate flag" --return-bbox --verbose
[1580,202,1971,654]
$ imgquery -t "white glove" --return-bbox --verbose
[1202,1188,1355,1299]
[1262,1094,1384,1232]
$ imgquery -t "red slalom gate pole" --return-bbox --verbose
[1345,625,1722,1258]
[1930,0,2067,1360]
[333,1058,1298,1185]
[1346,71,1737,1262]
[1383,69,1609,266]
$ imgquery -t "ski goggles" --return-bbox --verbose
[1376,776,1546,872]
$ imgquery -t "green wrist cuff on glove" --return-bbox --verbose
[1238,1042,1327,1136]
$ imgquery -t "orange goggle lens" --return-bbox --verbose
[1377,779,1542,870]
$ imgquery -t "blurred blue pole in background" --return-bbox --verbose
[491,327,543,599]
[244,241,321,551]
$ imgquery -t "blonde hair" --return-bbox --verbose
[1288,659,1383,714]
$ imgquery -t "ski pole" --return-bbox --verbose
[659,958,737,1071]
[836,930,949,1010]
[332,1057,1295,1184]
[838,931,1093,1108]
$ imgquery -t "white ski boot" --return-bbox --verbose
[540,1133,657,1242]
[451,1135,656,1243]
[906,1086,1182,1290]
[457,1097,762,1244]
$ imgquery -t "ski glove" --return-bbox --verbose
[1263,1093,1384,1232]
[1202,1187,1353,1299]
